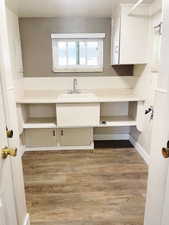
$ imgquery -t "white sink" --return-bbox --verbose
[56,90,100,127]
[57,91,98,102]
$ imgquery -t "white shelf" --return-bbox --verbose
[23,117,57,129]
[23,116,137,129]
[98,116,137,127]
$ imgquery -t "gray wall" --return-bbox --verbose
[19,17,133,77]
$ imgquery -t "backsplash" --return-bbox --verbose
[22,77,137,90]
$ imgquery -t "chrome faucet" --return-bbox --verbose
[73,78,78,93]
[67,78,80,94]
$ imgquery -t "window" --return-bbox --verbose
[51,33,105,72]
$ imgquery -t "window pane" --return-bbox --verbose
[68,42,77,65]
[79,41,86,65]
[58,41,67,66]
[87,42,98,66]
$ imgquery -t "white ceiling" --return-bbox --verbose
[6,0,154,18]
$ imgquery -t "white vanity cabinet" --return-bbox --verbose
[58,128,93,147]
[17,103,95,150]
[23,128,57,147]
[56,103,100,127]
[23,127,93,149]
[16,90,145,151]
[111,4,149,65]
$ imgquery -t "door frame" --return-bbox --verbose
[0,0,28,225]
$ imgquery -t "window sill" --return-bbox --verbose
[53,68,103,73]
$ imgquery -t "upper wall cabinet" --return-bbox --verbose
[111,4,150,65]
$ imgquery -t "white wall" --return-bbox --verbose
[130,0,162,154]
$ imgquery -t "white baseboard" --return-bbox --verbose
[94,134,130,141]
[129,136,150,165]
[25,142,94,152]
[23,214,30,225]
[24,134,150,166]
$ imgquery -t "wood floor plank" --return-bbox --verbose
[22,148,148,225]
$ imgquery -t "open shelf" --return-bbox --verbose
[98,102,137,128]
[98,116,136,127]
[23,117,57,129]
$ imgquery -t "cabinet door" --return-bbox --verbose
[24,128,57,147]
[56,103,100,127]
[112,17,121,65]
[59,128,93,146]
[120,5,149,64]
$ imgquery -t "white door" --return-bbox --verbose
[0,81,18,225]
[144,0,169,224]
[158,0,169,224]
[161,162,169,224]
[0,0,27,224]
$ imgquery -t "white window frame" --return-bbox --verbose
[51,33,105,73]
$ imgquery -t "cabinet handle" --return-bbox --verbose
[53,130,56,136]
[61,130,64,136]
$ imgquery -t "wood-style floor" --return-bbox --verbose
[22,148,148,225]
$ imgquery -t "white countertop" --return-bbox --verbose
[16,89,145,104]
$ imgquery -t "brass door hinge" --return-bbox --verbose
[6,127,13,138]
